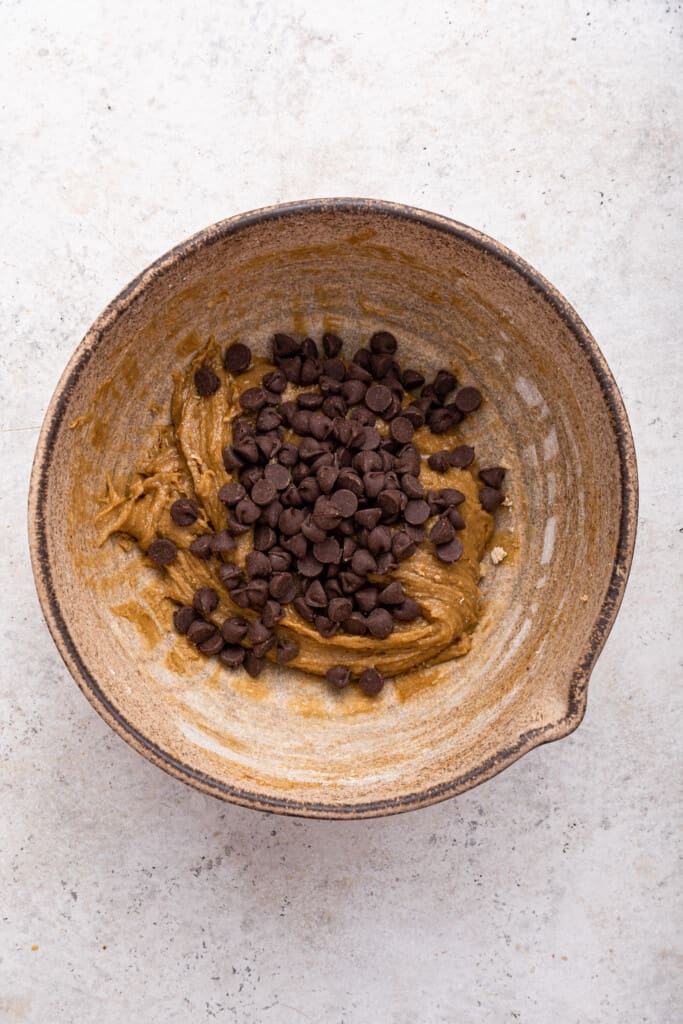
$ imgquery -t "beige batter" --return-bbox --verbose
[96,341,493,679]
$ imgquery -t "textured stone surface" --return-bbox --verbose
[1,1,681,1022]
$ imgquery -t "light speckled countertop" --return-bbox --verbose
[1,2,681,1022]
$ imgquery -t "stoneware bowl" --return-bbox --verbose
[29,199,637,818]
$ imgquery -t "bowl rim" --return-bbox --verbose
[28,197,638,818]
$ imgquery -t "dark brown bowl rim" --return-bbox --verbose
[28,198,638,818]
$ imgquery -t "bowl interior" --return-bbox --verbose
[31,202,634,815]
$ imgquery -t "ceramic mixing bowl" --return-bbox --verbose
[28,199,637,817]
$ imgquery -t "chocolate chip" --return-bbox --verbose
[440,488,466,506]
[250,478,277,506]
[394,445,420,475]
[359,667,385,695]
[313,537,342,564]
[246,579,269,607]
[149,539,177,565]
[305,580,328,608]
[282,532,305,557]
[253,525,277,551]
[277,443,299,467]
[274,638,298,664]
[173,606,196,634]
[436,537,464,563]
[394,598,421,622]
[187,619,216,645]
[192,587,217,616]
[339,571,363,593]
[244,652,265,677]
[427,408,456,433]
[402,368,425,390]
[300,357,321,385]
[262,368,287,393]
[281,356,303,384]
[326,489,355,518]
[268,548,292,572]
[379,394,399,421]
[404,523,426,543]
[341,379,366,405]
[401,474,424,499]
[379,489,405,521]
[278,507,305,535]
[199,632,225,656]
[223,342,252,374]
[479,466,506,489]
[390,416,414,443]
[245,551,271,577]
[365,384,392,413]
[321,332,342,357]
[379,580,404,605]
[262,499,284,526]
[449,445,475,468]
[309,412,332,440]
[404,499,430,525]
[234,498,260,524]
[370,352,395,379]
[428,450,451,472]
[299,553,324,577]
[352,449,380,473]
[403,404,425,428]
[169,498,199,527]
[376,552,398,574]
[317,464,338,494]
[232,437,260,464]
[454,386,482,413]
[322,396,347,420]
[392,531,416,561]
[433,370,457,399]
[230,586,250,608]
[240,466,263,491]
[367,525,392,555]
[311,501,342,532]
[240,386,268,412]
[314,615,339,638]
[219,563,242,589]
[350,509,378,532]
[328,597,353,622]
[301,338,319,359]
[429,517,455,545]
[296,477,319,504]
[327,665,352,688]
[350,549,376,576]
[245,618,271,647]
[370,330,397,354]
[222,445,243,471]
[195,366,220,396]
[220,645,246,668]
[273,333,301,358]
[226,516,251,537]
[220,616,248,643]
[363,471,385,499]
[480,486,503,512]
[447,507,466,530]
[218,483,246,507]
[343,612,367,635]
[354,587,377,613]
[262,600,283,629]
[210,530,236,554]
[269,572,297,603]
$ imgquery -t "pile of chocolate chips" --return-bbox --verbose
[148,331,506,695]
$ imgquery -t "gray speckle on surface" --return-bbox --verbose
[1,1,681,1022]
